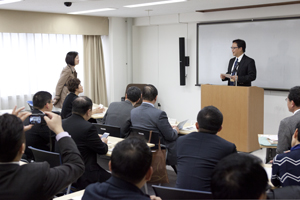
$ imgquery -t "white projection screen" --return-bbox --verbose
[196,18,300,90]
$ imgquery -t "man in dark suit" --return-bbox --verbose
[82,137,161,200]
[62,96,110,190]
[176,106,237,192]
[102,86,141,137]
[276,86,300,154]
[23,91,56,161]
[220,39,256,86]
[131,84,179,166]
[0,108,84,200]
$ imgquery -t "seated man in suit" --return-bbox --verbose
[276,86,300,154]
[23,91,56,161]
[176,106,237,191]
[102,86,141,137]
[211,153,268,199]
[0,107,84,199]
[131,84,179,166]
[82,137,161,200]
[61,96,110,189]
[272,121,300,187]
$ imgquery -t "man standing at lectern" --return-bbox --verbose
[220,39,256,86]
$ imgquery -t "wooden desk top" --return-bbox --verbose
[170,122,197,135]
[258,134,277,149]
[105,136,155,157]
[0,109,13,115]
[54,189,84,200]
[91,104,107,119]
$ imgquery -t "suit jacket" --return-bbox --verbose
[131,103,178,165]
[267,185,300,199]
[176,131,237,191]
[223,54,256,86]
[82,176,150,200]
[61,114,109,189]
[276,111,300,154]
[102,100,134,137]
[55,65,77,108]
[23,109,56,161]
[0,136,84,200]
[61,92,78,119]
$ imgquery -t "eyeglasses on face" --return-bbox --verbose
[231,47,239,49]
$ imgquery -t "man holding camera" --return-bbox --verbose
[23,91,56,161]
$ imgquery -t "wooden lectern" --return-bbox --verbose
[201,85,263,152]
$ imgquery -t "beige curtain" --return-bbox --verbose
[83,35,108,106]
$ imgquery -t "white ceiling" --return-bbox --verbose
[0,0,297,18]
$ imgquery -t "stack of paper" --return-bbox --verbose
[267,135,278,144]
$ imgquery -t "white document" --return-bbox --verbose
[168,118,177,125]
[221,73,231,78]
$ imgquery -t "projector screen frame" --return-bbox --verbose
[196,16,300,92]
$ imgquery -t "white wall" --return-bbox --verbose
[108,5,299,135]
[107,17,129,103]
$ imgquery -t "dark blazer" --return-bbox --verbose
[223,54,256,86]
[131,103,178,165]
[61,114,109,189]
[102,100,134,137]
[61,92,78,119]
[176,131,237,191]
[23,109,56,161]
[82,176,151,200]
[0,136,84,200]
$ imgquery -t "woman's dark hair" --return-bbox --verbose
[65,51,78,66]
[67,78,81,93]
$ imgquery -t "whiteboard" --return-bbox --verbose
[196,18,300,90]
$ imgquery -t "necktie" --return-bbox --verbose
[230,58,238,86]
[231,59,239,76]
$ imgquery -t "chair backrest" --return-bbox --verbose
[28,146,61,168]
[27,101,33,111]
[129,127,160,148]
[93,123,121,138]
[124,83,147,107]
[152,185,213,199]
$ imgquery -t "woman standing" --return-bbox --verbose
[53,51,79,108]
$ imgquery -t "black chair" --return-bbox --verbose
[93,123,121,138]
[152,185,213,199]
[121,84,147,107]
[128,127,161,148]
[28,146,71,194]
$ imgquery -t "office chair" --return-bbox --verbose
[128,128,168,192]
[122,83,147,107]
[152,185,213,199]
[28,146,72,194]
[93,123,121,138]
[128,127,162,149]
[129,127,177,174]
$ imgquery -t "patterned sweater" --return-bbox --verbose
[272,144,300,187]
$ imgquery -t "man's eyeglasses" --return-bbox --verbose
[231,47,238,49]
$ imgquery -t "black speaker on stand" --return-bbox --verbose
[179,37,189,86]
